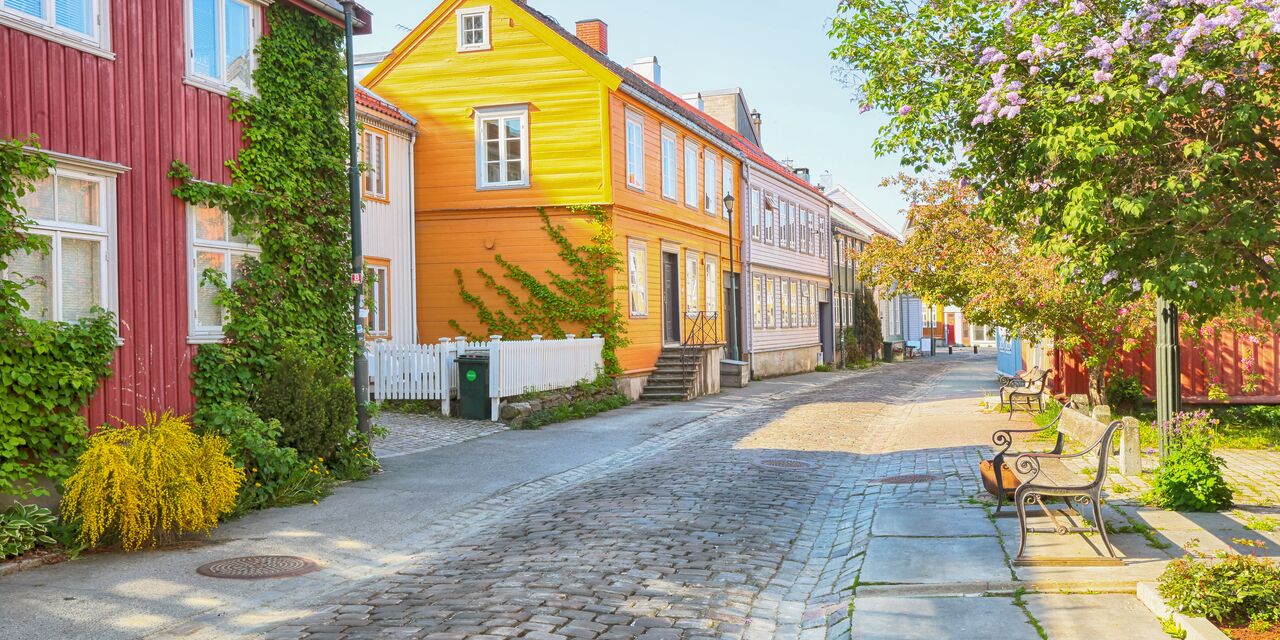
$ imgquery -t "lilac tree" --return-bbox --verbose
[830,0,1280,321]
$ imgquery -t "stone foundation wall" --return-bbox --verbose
[614,374,649,401]
[499,383,623,424]
[750,345,818,379]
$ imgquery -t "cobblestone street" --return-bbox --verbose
[269,355,992,640]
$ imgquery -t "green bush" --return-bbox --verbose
[1106,373,1144,412]
[1146,411,1234,512]
[520,394,629,429]
[253,345,356,460]
[1159,551,1280,627]
[196,402,330,513]
[0,503,56,558]
[0,312,118,500]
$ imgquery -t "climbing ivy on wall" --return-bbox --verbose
[0,137,118,499]
[170,3,354,420]
[451,206,628,374]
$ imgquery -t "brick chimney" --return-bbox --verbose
[575,19,608,55]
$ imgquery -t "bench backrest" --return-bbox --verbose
[1081,420,1124,488]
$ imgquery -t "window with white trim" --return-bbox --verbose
[627,239,648,317]
[624,110,644,191]
[362,126,388,201]
[818,214,827,258]
[475,105,529,189]
[456,5,490,51]
[752,275,763,329]
[722,161,733,219]
[660,128,677,200]
[703,150,716,213]
[364,258,390,339]
[765,276,776,329]
[763,194,775,244]
[1,0,104,47]
[6,166,114,323]
[685,251,699,315]
[186,0,259,92]
[750,188,761,241]
[704,255,718,316]
[188,205,258,339]
[683,140,699,208]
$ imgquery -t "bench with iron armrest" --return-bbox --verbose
[1000,369,1050,419]
[1010,420,1123,563]
[985,406,1064,512]
[997,366,1040,390]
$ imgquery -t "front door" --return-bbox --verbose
[662,252,680,344]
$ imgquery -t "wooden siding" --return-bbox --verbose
[414,207,600,344]
[1053,328,1280,403]
[362,0,610,211]
[0,1,248,426]
[358,111,418,346]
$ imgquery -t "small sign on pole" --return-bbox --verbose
[351,272,364,285]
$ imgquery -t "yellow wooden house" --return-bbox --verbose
[363,0,746,399]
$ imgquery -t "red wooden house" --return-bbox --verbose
[0,0,370,426]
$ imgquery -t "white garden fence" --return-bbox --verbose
[367,334,605,421]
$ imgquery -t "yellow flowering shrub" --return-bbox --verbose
[61,411,243,550]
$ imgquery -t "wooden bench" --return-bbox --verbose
[984,407,1065,513]
[1010,420,1123,563]
[999,368,1050,419]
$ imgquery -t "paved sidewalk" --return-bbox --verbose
[374,411,507,459]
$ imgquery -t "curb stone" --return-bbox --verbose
[1136,581,1230,640]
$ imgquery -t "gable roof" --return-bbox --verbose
[356,86,417,126]
[830,204,875,239]
[826,185,902,241]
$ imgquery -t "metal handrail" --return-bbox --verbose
[677,312,722,398]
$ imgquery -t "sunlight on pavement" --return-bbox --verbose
[733,402,885,454]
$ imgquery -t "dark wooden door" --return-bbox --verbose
[662,252,680,344]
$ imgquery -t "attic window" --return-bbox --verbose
[456,6,490,52]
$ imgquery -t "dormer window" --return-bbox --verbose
[456,6,490,52]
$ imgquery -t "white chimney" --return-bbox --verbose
[819,171,834,192]
[630,56,661,86]
[681,92,703,111]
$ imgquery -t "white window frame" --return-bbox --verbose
[703,150,717,214]
[752,275,764,329]
[474,105,530,190]
[750,188,761,241]
[766,276,776,329]
[685,250,699,316]
[456,5,491,52]
[683,140,699,209]
[187,205,259,342]
[362,125,389,201]
[704,255,718,317]
[7,164,117,326]
[0,0,110,56]
[627,239,648,318]
[184,0,261,95]
[763,193,775,244]
[660,127,677,201]
[722,161,734,219]
[364,258,391,339]
[624,110,645,192]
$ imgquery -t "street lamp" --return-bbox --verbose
[341,0,369,434]
[723,193,739,360]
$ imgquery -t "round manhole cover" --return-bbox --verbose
[196,555,320,579]
[877,474,939,484]
[755,458,817,471]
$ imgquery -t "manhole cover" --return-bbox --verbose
[755,458,817,471]
[196,555,320,579]
[877,474,939,484]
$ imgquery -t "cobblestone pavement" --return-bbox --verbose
[374,411,508,459]
[263,355,993,640]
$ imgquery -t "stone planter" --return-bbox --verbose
[1136,582,1230,640]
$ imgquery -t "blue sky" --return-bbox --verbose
[354,0,908,228]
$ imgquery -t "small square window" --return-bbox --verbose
[456,6,490,52]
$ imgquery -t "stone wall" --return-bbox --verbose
[499,382,623,426]
[750,345,818,379]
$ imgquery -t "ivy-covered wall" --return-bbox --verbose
[171,3,355,416]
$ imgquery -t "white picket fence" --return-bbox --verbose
[367,334,605,421]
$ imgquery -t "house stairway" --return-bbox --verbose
[639,346,702,401]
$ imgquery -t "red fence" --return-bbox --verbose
[1052,328,1280,404]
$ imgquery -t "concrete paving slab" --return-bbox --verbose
[1023,593,1170,640]
[849,596,1039,640]
[872,507,996,537]
[993,515,1168,560]
[860,536,1011,584]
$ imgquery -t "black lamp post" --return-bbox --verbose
[341,0,369,434]
[723,193,739,360]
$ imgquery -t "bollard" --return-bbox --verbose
[1119,417,1142,475]
[948,346,953,354]
[973,345,978,354]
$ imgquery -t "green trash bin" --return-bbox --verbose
[456,353,491,420]
[882,341,894,363]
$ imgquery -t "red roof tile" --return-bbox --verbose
[356,87,416,126]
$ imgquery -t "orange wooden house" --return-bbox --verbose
[362,0,747,399]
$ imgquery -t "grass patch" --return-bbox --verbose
[1244,515,1280,533]
[815,363,834,372]
[1012,588,1049,640]
[516,393,630,430]
[1134,405,1280,451]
